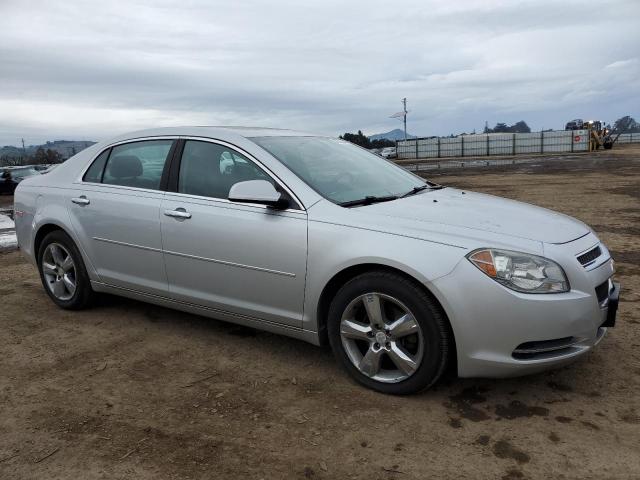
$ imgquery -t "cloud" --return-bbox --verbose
[605,58,638,69]
[0,0,638,145]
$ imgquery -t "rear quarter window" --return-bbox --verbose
[83,149,110,183]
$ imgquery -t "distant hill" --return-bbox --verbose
[0,140,96,162]
[369,129,417,141]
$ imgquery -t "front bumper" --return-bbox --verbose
[602,281,620,328]
[430,240,618,378]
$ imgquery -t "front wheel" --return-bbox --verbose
[327,271,451,395]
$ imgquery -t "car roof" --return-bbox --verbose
[103,126,324,145]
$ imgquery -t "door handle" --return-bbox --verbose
[71,196,90,206]
[164,208,192,219]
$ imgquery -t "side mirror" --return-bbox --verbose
[228,180,289,209]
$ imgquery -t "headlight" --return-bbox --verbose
[467,248,569,293]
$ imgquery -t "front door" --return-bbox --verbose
[160,139,307,327]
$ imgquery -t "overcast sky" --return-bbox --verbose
[1,0,639,146]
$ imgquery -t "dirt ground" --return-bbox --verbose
[0,194,13,209]
[1,146,639,479]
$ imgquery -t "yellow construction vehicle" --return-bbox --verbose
[585,121,607,150]
[568,118,633,150]
[565,119,606,151]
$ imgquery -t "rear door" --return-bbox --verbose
[160,139,308,328]
[68,139,176,296]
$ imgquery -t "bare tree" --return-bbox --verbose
[0,155,23,167]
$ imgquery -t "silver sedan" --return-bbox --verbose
[14,127,619,394]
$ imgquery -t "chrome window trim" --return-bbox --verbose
[162,190,306,216]
[75,135,306,212]
[71,183,167,197]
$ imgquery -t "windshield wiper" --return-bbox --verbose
[339,195,398,208]
[401,182,446,198]
[401,184,430,198]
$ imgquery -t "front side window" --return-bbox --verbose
[250,136,425,204]
[178,140,273,199]
[102,140,173,190]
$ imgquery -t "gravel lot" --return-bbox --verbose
[1,146,639,479]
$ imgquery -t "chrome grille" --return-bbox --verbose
[577,245,601,267]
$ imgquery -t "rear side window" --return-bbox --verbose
[102,140,174,190]
[83,149,110,183]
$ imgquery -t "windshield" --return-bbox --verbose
[251,136,426,204]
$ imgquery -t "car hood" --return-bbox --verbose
[346,188,589,245]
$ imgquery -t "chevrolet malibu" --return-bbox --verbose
[14,127,619,394]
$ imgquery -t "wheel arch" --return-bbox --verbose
[33,222,72,259]
[315,263,457,371]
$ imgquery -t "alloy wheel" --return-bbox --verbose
[339,292,424,383]
[42,243,77,301]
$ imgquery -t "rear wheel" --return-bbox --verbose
[327,271,450,395]
[37,230,95,309]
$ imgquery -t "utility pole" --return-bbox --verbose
[389,99,409,139]
[402,98,407,141]
[21,138,26,154]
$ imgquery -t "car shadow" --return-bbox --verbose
[92,292,597,405]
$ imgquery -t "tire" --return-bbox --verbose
[37,230,95,310]
[327,271,450,395]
